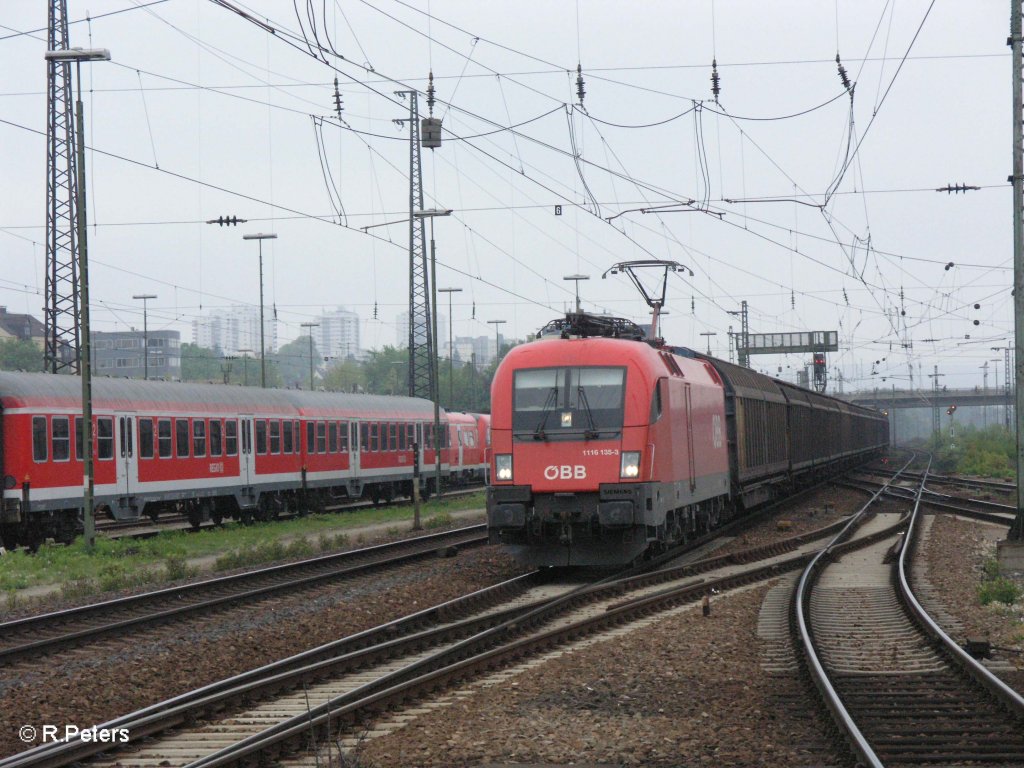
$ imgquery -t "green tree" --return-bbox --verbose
[180,343,223,382]
[363,346,408,395]
[0,338,43,371]
[274,336,320,390]
[321,357,366,393]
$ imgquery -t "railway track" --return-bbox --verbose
[796,458,1024,767]
[841,474,1016,527]
[1,473,911,768]
[0,526,488,666]
[92,486,484,542]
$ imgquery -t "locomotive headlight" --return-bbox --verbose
[620,451,641,479]
[495,454,513,481]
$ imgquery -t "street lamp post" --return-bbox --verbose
[301,322,319,390]
[488,320,507,363]
[413,209,452,503]
[438,287,462,407]
[562,274,590,313]
[242,232,277,388]
[44,46,111,550]
[132,293,157,380]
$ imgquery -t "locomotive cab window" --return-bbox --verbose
[650,378,665,424]
[512,366,626,440]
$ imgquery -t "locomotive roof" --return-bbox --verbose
[0,371,435,416]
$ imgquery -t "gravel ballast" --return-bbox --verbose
[358,584,840,767]
[0,546,524,759]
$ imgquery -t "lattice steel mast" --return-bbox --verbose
[396,90,432,399]
[45,0,79,373]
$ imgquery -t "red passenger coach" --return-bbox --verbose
[487,318,730,567]
[0,372,454,549]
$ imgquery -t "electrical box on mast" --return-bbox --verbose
[421,117,442,149]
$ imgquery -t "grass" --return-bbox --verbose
[0,491,485,595]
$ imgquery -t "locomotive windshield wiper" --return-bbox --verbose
[576,386,600,439]
[533,386,559,440]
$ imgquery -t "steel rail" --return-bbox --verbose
[0,525,487,664]
[1,502,882,768]
[793,454,917,768]
[840,477,1015,527]
[897,461,1024,716]
[183,511,911,768]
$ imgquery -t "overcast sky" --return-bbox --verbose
[0,1,1014,391]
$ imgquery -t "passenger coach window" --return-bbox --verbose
[52,417,70,462]
[255,420,268,455]
[270,421,280,454]
[306,422,315,453]
[139,418,154,459]
[32,416,47,462]
[209,420,222,457]
[75,417,83,460]
[158,419,172,458]
[175,419,189,458]
[389,423,398,451]
[399,424,407,451]
[316,422,326,453]
[97,417,114,460]
[225,420,238,456]
[282,421,293,454]
[328,423,338,453]
[194,420,207,457]
[340,421,349,451]
[360,423,368,452]
[369,423,379,452]
[406,424,414,449]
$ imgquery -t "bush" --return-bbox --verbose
[978,577,1021,606]
[425,511,453,529]
[163,555,197,581]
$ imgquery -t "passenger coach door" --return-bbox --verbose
[240,416,254,486]
[350,422,360,475]
[115,412,137,502]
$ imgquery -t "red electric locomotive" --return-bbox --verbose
[488,314,730,567]
[487,311,888,567]
[0,372,464,549]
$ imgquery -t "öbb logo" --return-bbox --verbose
[544,465,586,480]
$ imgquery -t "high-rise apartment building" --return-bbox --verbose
[192,306,277,356]
[314,307,361,360]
